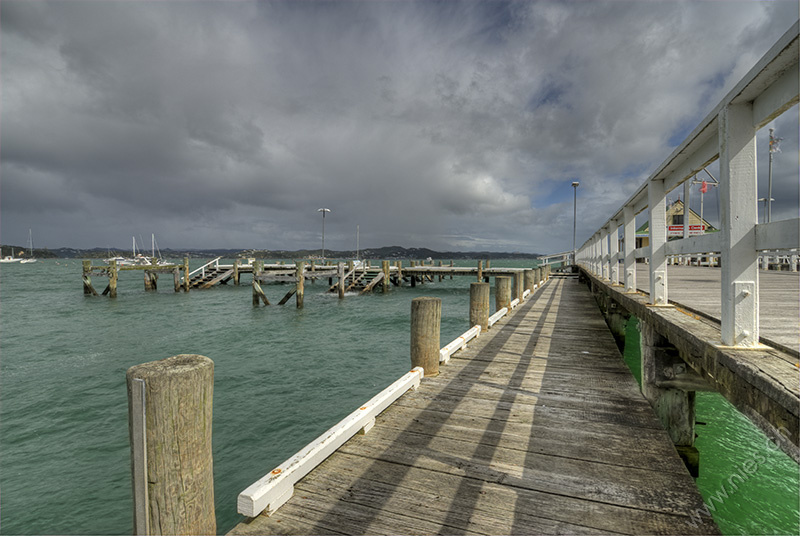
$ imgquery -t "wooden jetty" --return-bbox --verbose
[230,275,717,535]
[120,25,797,535]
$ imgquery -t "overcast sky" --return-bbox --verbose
[2,0,798,254]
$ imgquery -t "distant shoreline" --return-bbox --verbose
[0,245,542,260]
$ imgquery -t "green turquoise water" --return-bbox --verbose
[1,262,797,534]
[622,317,800,535]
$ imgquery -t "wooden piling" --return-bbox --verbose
[524,269,535,293]
[469,282,490,331]
[477,260,483,282]
[183,257,190,292]
[109,260,118,298]
[233,260,240,286]
[253,280,270,306]
[338,263,345,299]
[513,271,523,302]
[495,276,512,311]
[126,354,215,535]
[639,321,698,474]
[382,261,390,293]
[144,271,157,292]
[173,268,181,292]
[82,260,99,296]
[437,260,443,281]
[296,261,305,308]
[449,260,454,279]
[410,297,441,377]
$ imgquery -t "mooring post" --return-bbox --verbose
[127,354,215,535]
[82,260,99,296]
[143,270,156,292]
[395,261,403,286]
[338,262,345,299]
[382,260,390,293]
[437,260,443,281]
[477,260,483,282]
[296,261,305,308]
[233,260,240,286]
[183,257,190,292]
[411,297,441,377]
[524,269,535,294]
[173,268,180,292]
[639,321,699,476]
[513,271,524,302]
[449,260,454,279]
[469,282,490,331]
[495,276,512,311]
[109,260,118,298]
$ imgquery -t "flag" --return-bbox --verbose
[770,130,783,153]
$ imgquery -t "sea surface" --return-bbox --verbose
[0,260,797,534]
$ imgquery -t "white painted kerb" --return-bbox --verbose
[237,367,424,517]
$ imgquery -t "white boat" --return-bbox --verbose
[105,235,170,266]
[1,255,22,263]
[20,230,37,263]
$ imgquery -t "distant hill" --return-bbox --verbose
[1,245,541,260]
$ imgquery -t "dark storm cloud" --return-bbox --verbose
[1,0,797,252]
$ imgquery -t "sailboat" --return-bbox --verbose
[20,230,37,263]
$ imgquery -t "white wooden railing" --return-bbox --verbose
[186,256,222,281]
[576,21,799,348]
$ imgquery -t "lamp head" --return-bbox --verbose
[572,181,580,188]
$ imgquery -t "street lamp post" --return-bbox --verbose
[317,208,331,260]
[571,181,580,265]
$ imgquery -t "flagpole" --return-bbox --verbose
[768,128,775,223]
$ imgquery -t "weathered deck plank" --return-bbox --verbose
[230,276,718,535]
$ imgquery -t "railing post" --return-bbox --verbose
[469,282,490,330]
[648,179,668,305]
[719,102,758,346]
[410,297,441,377]
[623,205,636,292]
[600,226,609,280]
[609,222,620,285]
[495,276,512,311]
[127,355,215,535]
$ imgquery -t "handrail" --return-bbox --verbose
[186,257,222,281]
[575,22,799,348]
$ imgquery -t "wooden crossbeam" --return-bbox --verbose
[360,272,385,294]
[278,286,297,305]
